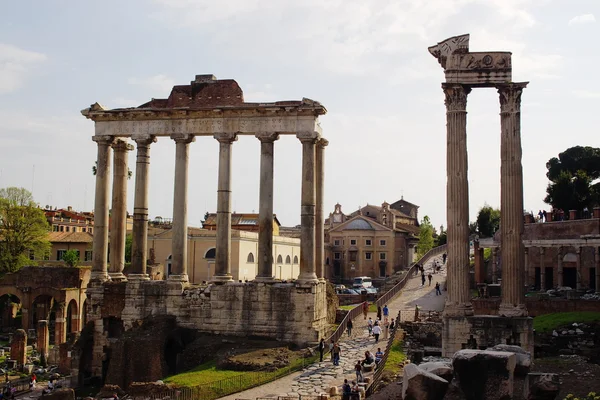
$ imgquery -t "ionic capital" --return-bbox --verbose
[214,132,238,144]
[497,82,528,114]
[111,139,135,152]
[92,135,116,146]
[442,83,471,112]
[171,133,196,144]
[297,131,320,144]
[132,134,157,146]
[255,132,280,143]
[317,138,329,148]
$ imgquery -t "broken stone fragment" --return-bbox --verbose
[402,363,449,400]
[523,372,560,400]
[487,344,531,376]
[452,349,516,400]
[418,361,453,382]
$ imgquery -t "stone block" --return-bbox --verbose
[40,388,75,400]
[418,361,453,382]
[402,363,449,400]
[453,349,516,400]
[10,329,27,367]
[524,373,560,400]
[487,344,531,376]
[23,364,34,374]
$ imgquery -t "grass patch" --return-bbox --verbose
[339,305,357,311]
[382,340,407,375]
[533,312,600,333]
[338,303,377,313]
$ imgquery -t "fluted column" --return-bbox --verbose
[169,134,195,282]
[557,247,564,287]
[130,135,156,279]
[524,247,529,288]
[297,131,319,284]
[109,140,133,281]
[91,136,115,281]
[540,247,546,291]
[498,82,528,317]
[316,138,328,280]
[443,83,473,316]
[576,247,582,290]
[595,247,600,293]
[255,132,279,281]
[492,247,498,284]
[213,132,237,282]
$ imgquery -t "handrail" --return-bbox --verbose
[324,302,363,350]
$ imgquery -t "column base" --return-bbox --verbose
[443,301,474,317]
[127,273,150,281]
[296,272,319,285]
[108,272,127,282]
[90,271,109,282]
[168,274,189,282]
[254,276,276,283]
[498,302,528,317]
[211,274,233,284]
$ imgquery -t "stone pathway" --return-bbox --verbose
[219,255,447,399]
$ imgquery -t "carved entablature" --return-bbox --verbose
[430,34,513,86]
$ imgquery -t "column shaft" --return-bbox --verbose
[170,134,195,281]
[213,133,237,282]
[256,133,279,281]
[297,132,319,284]
[498,82,528,317]
[443,84,472,316]
[315,139,328,280]
[540,247,546,291]
[524,248,529,288]
[557,247,563,287]
[130,135,156,279]
[109,140,133,281]
[91,136,115,281]
[576,247,582,290]
[595,247,600,293]
[492,248,498,284]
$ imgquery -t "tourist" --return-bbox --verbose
[377,306,382,321]
[362,301,369,320]
[372,321,381,343]
[538,210,544,222]
[332,343,341,366]
[329,340,335,361]
[442,253,447,263]
[347,319,353,337]
[351,380,360,399]
[383,318,389,340]
[435,282,442,296]
[389,318,395,331]
[341,379,352,400]
[383,304,389,319]
[318,338,325,362]
[421,272,426,287]
[375,348,384,366]
[367,317,374,336]
[362,351,375,366]
[354,361,363,382]
[29,373,36,389]
[428,273,433,286]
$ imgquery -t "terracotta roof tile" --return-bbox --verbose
[47,232,93,243]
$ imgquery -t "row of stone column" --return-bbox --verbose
[91,132,327,284]
[443,82,528,317]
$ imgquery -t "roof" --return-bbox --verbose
[203,213,281,228]
[279,226,301,239]
[345,219,375,230]
[395,223,421,235]
[47,232,93,243]
[329,215,393,233]
[349,204,412,219]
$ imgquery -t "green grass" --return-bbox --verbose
[338,303,377,312]
[382,340,407,374]
[533,312,600,333]
[164,360,248,386]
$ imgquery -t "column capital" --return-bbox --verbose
[111,139,134,152]
[497,82,528,114]
[132,134,157,145]
[317,138,329,148]
[255,132,280,143]
[441,83,471,112]
[92,135,116,146]
[297,131,320,143]
[171,133,195,144]
[214,132,238,143]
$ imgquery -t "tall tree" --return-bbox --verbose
[416,215,435,258]
[61,250,80,267]
[476,205,501,238]
[544,146,600,211]
[0,187,51,274]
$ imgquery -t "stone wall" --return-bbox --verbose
[473,298,600,316]
[442,316,533,357]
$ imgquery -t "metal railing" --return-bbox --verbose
[376,244,447,309]
[325,302,363,347]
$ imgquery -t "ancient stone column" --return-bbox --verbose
[540,247,546,291]
[442,84,472,316]
[54,303,66,345]
[169,134,195,282]
[213,132,237,282]
[492,248,498,284]
[10,329,26,368]
[524,247,529,288]
[576,247,582,290]
[297,131,320,284]
[109,140,133,281]
[255,133,279,281]
[557,247,564,287]
[315,138,329,280]
[498,83,528,317]
[91,136,115,281]
[595,247,600,293]
[37,320,49,359]
[130,135,156,279]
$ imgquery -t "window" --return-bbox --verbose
[52,225,59,232]
[66,226,70,232]
[285,255,291,264]
[379,252,387,260]
[334,252,341,260]
[60,226,64,232]
[365,252,372,260]
[29,250,35,260]
[43,250,50,261]
[247,253,255,263]
[333,239,341,246]
[85,250,93,262]
[89,228,93,234]
[349,251,357,262]
[379,239,386,246]
[57,250,67,261]
[277,255,283,264]
[365,239,372,246]
[293,255,299,264]
[350,239,357,245]
[205,248,216,259]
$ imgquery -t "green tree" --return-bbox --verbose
[416,216,435,258]
[125,233,132,263]
[544,146,600,212]
[61,250,80,267]
[436,225,447,246]
[476,205,501,238]
[0,187,51,274]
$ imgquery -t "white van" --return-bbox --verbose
[352,276,373,288]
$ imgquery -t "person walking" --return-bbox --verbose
[329,340,335,361]
[372,321,382,343]
[355,360,364,382]
[435,282,442,296]
[428,273,433,286]
[332,343,341,366]
[362,301,369,320]
[383,304,389,320]
[377,306,382,321]
[318,338,325,362]
[347,318,353,337]
[383,318,389,340]
[342,379,352,400]
[421,272,426,287]
[390,318,395,331]
[367,317,374,336]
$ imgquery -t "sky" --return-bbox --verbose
[1,0,599,231]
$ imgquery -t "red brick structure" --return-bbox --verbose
[10,329,27,368]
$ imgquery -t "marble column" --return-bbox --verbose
[498,82,528,317]
[169,134,195,282]
[540,247,546,291]
[443,84,473,316]
[492,248,498,284]
[315,138,329,280]
[255,132,279,281]
[297,131,320,284]
[524,247,529,288]
[130,135,156,279]
[595,247,600,293]
[54,303,66,345]
[36,320,49,359]
[91,136,115,281]
[557,247,564,287]
[576,246,582,290]
[213,132,237,282]
[109,140,133,281]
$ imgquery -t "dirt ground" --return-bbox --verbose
[370,356,600,400]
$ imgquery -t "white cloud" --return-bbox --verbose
[568,14,596,26]
[128,74,175,94]
[572,90,600,99]
[0,43,47,94]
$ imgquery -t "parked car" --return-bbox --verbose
[334,284,347,291]
[364,287,378,294]
[352,276,373,288]
[337,288,360,295]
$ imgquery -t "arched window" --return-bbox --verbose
[293,255,299,264]
[247,253,255,263]
[205,248,216,259]
[277,255,283,264]
[285,255,291,264]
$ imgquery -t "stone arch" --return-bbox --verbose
[293,255,299,264]
[285,255,291,264]
[0,293,22,329]
[67,299,78,333]
[277,255,283,264]
[563,253,577,263]
[247,252,255,263]
[205,248,216,259]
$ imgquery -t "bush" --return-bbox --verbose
[564,393,600,400]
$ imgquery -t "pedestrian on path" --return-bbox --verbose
[390,318,395,331]
[421,273,426,287]
[367,317,374,336]
[342,379,352,400]
[332,343,341,366]
[435,282,442,296]
[383,304,389,319]
[362,301,369,320]
[383,319,389,340]
[347,319,353,337]
[428,273,433,286]
[319,338,325,362]
[372,321,381,343]
[329,340,334,361]
[375,348,384,367]
[377,306,382,321]
[355,360,364,382]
